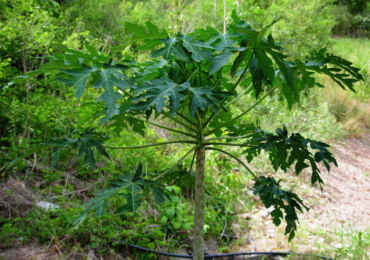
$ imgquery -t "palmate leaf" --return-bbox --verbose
[78,128,110,168]
[152,37,188,61]
[20,45,108,79]
[60,63,132,123]
[5,128,109,171]
[244,127,337,186]
[210,51,233,75]
[267,49,296,107]
[74,164,170,226]
[111,105,147,136]
[129,80,231,119]
[208,32,238,52]
[125,21,168,50]
[58,68,94,99]
[188,87,230,117]
[297,49,363,92]
[22,47,134,124]
[253,176,309,240]
[182,35,214,62]
[231,49,252,77]
[255,47,275,83]
[227,18,296,106]
[130,79,189,116]
[94,66,132,123]
[43,128,110,168]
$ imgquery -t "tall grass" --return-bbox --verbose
[322,37,370,137]
[329,37,369,101]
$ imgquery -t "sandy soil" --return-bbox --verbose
[319,134,370,230]
[239,134,370,255]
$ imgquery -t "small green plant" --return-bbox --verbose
[160,188,193,233]
[332,225,370,259]
[9,11,363,259]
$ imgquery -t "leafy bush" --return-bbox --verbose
[332,2,370,37]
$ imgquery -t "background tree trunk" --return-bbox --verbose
[214,0,217,27]
[193,147,206,259]
[223,0,227,34]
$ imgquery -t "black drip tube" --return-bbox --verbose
[115,239,333,259]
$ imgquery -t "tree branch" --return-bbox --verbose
[203,54,253,129]
[204,142,255,147]
[196,110,203,141]
[205,147,257,178]
[162,112,198,133]
[225,83,252,107]
[153,146,198,181]
[188,148,197,174]
[205,142,242,147]
[131,116,197,138]
[206,133,253,141]
[104,140,197,150]
[175,112,198,127]
[205,81,282,136]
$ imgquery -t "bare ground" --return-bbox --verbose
[239,134,370,254]
[319,134,370,229]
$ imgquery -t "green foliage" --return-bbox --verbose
[244,127,338,186]
[0,206,166,257]
[332,0,369,37]
[131,80,189,116]
[45,128,110,168]
[23,48,133,122]
[236,0,336,57]
[160,189,193,233]
[332,226,370,259]
[253,176,309,240]
[329,37,369,101]
[75,164,170,225]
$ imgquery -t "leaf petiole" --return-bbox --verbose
[205,81,282,136]
[104,140,197,150]
[205,147,257,178]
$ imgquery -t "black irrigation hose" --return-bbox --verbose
[115,239,333,259]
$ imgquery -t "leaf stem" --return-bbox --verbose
[131,116,197,138]
[205,147,257,178]
[162,112,198,132]
[203,55,253,128]
[153,146,198,181]
[196,110,203,142]
[225,83,252,107]
[205,81,282,136]
[104,140,197,150]
[176,112,198,127]
[204,142,254,147]
[206,133,253,141]
[188,149,197,174]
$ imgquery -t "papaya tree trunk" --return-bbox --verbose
[193,146,206,259]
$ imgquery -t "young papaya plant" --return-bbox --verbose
[9,11,363,259]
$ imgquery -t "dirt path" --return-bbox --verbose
[239,134,370,253]
[319,134,370,230]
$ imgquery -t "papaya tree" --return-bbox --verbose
[11,12,363,259]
